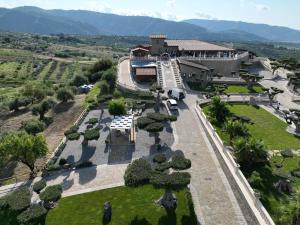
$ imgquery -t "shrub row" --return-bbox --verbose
[153,154,167,164]
[150,172,191,189]
[6,187,31,211]
[33,179,46,194]
[17,204,47,224]
[124,159,152,186]
[39,185,63,202]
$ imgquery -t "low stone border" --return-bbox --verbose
[195,104,275,225]
[44,109,89,168]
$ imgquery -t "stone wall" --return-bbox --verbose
[187,53,249,77]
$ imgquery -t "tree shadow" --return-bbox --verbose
[128,217,152,225]
[53,101,75,113]
[77,165,97,185]
[158,210,177,225]
[79,145,96,163]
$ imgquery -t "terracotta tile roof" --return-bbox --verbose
[165,40,234,51]
[136,68,157,76]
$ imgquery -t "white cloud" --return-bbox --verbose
[195,12,217,20]
[167,0,176,8]
[255,4,270,11]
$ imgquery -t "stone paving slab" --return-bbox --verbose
[171,94,247,225]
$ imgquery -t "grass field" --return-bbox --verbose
[0,185,197,225]
[203,104,300,150]
[203,103,300,223]
[188,82,264,94]
[247,153,300,224]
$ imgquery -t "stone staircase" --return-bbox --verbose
[157,61,164,87]
[171,59,183,88]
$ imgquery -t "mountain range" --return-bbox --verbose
[0,6,299,43]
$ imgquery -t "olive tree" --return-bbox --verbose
[56,88,74,103]
[21,118,45,135]
[108,98,126,117]
[32,98,56,120]
[0,132,48,176]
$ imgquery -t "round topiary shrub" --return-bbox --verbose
[153,154,167,164]
[39,185,63,202]
[86,118,98,125]
[137,117,155,129]
[147,113,168,122]
[33,179,46,194]
[6,187,31,211]
[84,128,100,141]
[150,172,191,189]
[171,155,191,170]
[66,132,80,141]
[168,115,178,122]
[154,162,172,172]
[64,125,79,136]
[17,204,47,225]
[124,159,152,186]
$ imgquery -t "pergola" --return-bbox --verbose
[109,115,134,143]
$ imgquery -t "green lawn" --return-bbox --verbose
[203,103,300,223]
[188,82,264,94]
[84,83,101,108]
[0,185,197,225]
[203,104,300,150]
[247,155,300,224]
[225,85,264,94]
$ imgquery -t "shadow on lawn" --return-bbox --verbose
[128,217,152,225]
[158,210,177,225]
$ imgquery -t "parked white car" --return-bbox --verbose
[168,88,185,101]
[167,99,178,110]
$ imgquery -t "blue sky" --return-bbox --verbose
[0,0,300,30]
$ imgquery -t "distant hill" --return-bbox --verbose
[184,19,300,42]
[0,6,266,42]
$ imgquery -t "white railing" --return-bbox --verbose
[195,103,275,225]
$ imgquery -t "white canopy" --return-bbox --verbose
[110,115,134,131]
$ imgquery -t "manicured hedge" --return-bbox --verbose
[153,154,167,164]
[147,113,168,122]
[84,128,100,141]
[171,155,191,170]
[17,204,47,224]
[6,187,31,211]
[39,185,63,202]
[137,117,155,129]
[150,172,191,189]
[33,179,46,194]
[155,162,172,172]
[86,118,98,125]
[64,125,79,136]
[124,159,152,186]
[66,132,81,140]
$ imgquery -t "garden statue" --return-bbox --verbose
[103,202,112,222]
[285,110,300,135]
[156,189,177,212]
[274,179,293,195]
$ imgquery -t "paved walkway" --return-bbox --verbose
[0,164,126,198]
[171,93,247,225]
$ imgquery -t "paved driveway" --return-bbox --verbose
[171,93,247,225]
